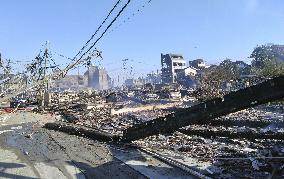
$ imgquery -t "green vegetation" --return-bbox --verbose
[194,43,284,101]
[252,59,284,78]
[250,44,284,77]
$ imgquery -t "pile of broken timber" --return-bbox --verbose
[121,75,284,142]
[44,75,284,142]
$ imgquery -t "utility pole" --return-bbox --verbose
[42,41,49,106]
[44,47,49,91]
[77,67,80,88]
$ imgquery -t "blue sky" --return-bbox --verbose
[0,0,284,82]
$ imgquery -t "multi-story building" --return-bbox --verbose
[161,53,186,84]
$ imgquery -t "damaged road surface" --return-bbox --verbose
[0,111,196,179]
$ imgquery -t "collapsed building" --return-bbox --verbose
[84,65,112,90]
[43,75,284,178]
[51,65,112,91]
[2,48,283,178]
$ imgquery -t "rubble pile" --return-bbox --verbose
[48,92,112,125]
[133,105,284,178]
[98,109,170,134]
[44,87,283,178]
[73,108,169,135]
[45,86,191,126]
[48,91,173,134]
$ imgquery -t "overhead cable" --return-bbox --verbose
[66,0,132,71]
[73,0,122,61]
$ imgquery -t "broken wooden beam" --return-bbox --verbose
[178,128,284,140]
[122,76,284,142]
[44,122,120,142]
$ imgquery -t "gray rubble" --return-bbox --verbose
[36,87,284,178]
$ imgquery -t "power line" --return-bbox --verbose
[67,0,132,71]
[73,0,122,61]
[55,0,133,73]
[107,0,153,35]
[0,0,133,103]
[54,51,73,61]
